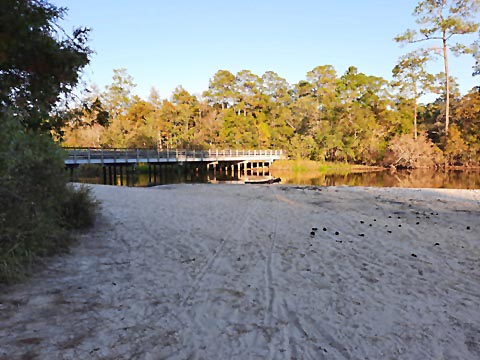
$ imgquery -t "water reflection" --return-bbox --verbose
[74,165,480,189]
[74,164,244,187]
[276,169,480,189]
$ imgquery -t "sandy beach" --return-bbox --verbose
[0,184,479,359]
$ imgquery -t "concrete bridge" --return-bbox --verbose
[64,148,286,185]
[64,148,285,166]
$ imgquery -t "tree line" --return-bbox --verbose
[63,64,479,167]
[62,0,480,168]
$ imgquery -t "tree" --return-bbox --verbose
[392,51,435,140]
[102,68,136,118]
[305,65,338,137]
[395,0,480,134]
[453,90,480,162]
[261,71,291,106]
[0,0,91,134]
[203,70,236,110]
[473,35,480,87]
[171,86,199,147]
[234,70,262,116]
[306,65,338,108]
[444,124,468,164]
[1,0,95,283]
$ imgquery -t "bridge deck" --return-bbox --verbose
[64,148,285,166]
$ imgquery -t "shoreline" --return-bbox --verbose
[1,184,479,359]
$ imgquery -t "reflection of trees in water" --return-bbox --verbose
[76,166,479,188]
[277,169,479,189]
[391,170,479,189]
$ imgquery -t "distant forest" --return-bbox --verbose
[63,65,480,167]
[62,0,480,168]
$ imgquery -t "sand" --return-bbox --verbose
[0,184,479,359]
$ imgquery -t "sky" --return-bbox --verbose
[55,0,479,101]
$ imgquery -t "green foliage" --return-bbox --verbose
[64,64,480,166]
[392,51,437,139]
[0,1,97,283]
[0,0,91,134]
[395,0,480,134]
[61,185,98,229]
[0,115,95,283]
[444,124,469,165]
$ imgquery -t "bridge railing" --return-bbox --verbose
[64,148,286,164]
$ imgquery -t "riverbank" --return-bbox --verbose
[1,184,479,359]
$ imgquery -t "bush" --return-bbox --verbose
[61,185,98,229]
[0,116,98,283]
[383,133,444,168]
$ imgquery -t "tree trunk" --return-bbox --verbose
[413,83,418,141]
[413,100,418,141]
[443,35,450,135]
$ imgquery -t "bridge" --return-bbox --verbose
[64,148,286,185]
[64,148,286,166]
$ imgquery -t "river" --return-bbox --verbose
[73,165,480,189]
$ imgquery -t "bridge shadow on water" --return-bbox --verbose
[70,162,270,187]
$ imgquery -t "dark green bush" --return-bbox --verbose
[61,185,98,229]
[1,0,94,283]
[0,116,97,284]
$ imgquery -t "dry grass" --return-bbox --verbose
[271,159,383,174]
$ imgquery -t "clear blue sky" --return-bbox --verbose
[55,0,478,101]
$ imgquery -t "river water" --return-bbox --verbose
[73,165,480,189]
[275,168,480,189]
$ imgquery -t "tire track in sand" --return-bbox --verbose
[180,194,260,307]
[263,187,281,359]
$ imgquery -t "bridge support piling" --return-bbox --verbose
[113,166,117,185]
[119,165,124,186]
[161,164,166,183]
[102,166,107,185]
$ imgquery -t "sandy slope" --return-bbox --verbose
[0,184,479,359]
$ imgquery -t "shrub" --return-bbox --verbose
[0,117,98,283]
[61,185,98,229]
[383,133,444,168]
